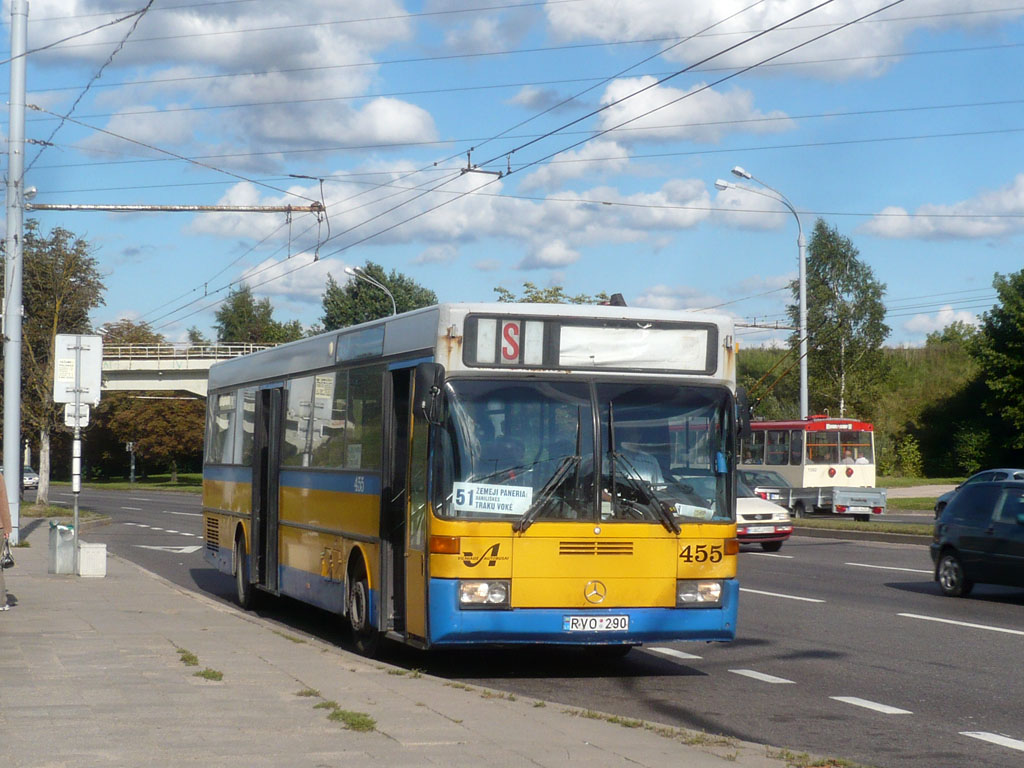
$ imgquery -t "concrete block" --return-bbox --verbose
[77,542,106,578]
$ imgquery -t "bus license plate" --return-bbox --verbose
[563,615,629,632]
[747,525,774,534]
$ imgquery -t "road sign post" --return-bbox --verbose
[54,334,103,572]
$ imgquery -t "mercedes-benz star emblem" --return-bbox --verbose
[584,580,607,604]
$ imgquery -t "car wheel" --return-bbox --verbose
[937,551,973,597]
[234,535,254,609]
[760,541,783,552]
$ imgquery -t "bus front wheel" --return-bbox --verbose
[234,534,253,610]
[347,562,381,657]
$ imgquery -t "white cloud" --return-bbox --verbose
[632,284,723,311]
[712,184,793,230]
[413,244,458,264]
[237,253,342,303]
[33,1,433,160]
[544,1,1023,80]
[518,240,580,270]
[862,174,1024,239]
[518,140,630,192]
[903,305,982,335]
[597,78,792,143]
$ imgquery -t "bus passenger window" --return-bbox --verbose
[765,429,789,466]
[789,430,803,465]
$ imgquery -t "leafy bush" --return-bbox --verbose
[894,435,923,477]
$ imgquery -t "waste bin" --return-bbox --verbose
[48,522,75,574]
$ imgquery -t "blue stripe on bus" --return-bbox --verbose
[278,563,353,615]
[278,469,382,495]
[203,464,381,495]
[426,579,739,646]
[388,355,434,370]
[204,464,252,483]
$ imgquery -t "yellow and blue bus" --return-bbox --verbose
[203,303,745,655]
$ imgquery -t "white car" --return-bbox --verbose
[736,482,793,552]
[22,466,39,489]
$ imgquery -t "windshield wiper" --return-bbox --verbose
[514,408,583,533]
[612,451,680,534]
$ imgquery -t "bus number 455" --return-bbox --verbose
[679,544,723,563]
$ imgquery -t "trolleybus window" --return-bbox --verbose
[765,429,789,466]
[839,431,873,464]
[807,430,838,464]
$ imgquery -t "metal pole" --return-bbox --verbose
[3,0,28,545]
[73,336,83,571]
[798,230,808,420]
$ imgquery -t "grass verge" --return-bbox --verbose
[793,518,931,536]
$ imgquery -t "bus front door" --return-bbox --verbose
[405,403,429,640]
[251,386,283,594]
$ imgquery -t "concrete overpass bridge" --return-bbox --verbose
[102,343,272,397]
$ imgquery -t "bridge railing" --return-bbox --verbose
[103,343,274,360]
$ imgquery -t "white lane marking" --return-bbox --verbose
[747,552,794,559]
[134,545,202,554]
[846,562,931,574]
[740,588,825,603]
[899,613,1024,637]
[830,697,912,715]
[960,732,1024,752]
[164,510,201,517]
[121,506,143,511]
[648,647,702,661]
[165,530,179,534]
[729,669,794,684]
[128,497,152,501]
[150,527,164,531]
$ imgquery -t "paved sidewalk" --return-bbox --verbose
[0,536,808,768]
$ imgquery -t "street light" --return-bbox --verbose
[716,167,808,420]
[344,266,396,316]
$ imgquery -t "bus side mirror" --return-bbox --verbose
[736,387,752,441]
[414,362,445,424]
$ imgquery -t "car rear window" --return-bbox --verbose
[949,484,1003,524]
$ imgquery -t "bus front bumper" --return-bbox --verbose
[426,578,738,646]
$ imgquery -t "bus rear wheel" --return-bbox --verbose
[234,534,253,610]
[347,561,381,657]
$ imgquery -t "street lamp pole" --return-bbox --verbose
[344,266,397,316]
[717,167,808,420]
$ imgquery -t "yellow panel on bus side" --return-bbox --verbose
[203,477,252,517]
[278,486,380,540]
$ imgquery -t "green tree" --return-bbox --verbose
[321,261,437,330]
[187,326,210,345]
[494,282,610,304]
[972,269,1024,449]
[8,221,105,504]
[736,347,798,420]
[790,219,889,418]
[214,285,304,344]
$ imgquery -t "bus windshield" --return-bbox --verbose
[435,379,734,524]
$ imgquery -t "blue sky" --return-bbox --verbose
[3,0,1022,347]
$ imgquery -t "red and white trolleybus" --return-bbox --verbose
[740,416,887,520]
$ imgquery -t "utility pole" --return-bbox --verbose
[3,0,28,545]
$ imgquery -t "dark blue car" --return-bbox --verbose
[930,480,1024,597]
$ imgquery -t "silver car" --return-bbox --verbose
[22,466,39,489]
[934,468,1024,517]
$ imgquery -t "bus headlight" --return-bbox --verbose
[676,579,723,607]
[458,580,511,609]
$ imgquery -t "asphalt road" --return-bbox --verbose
[45,486,1024,768]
